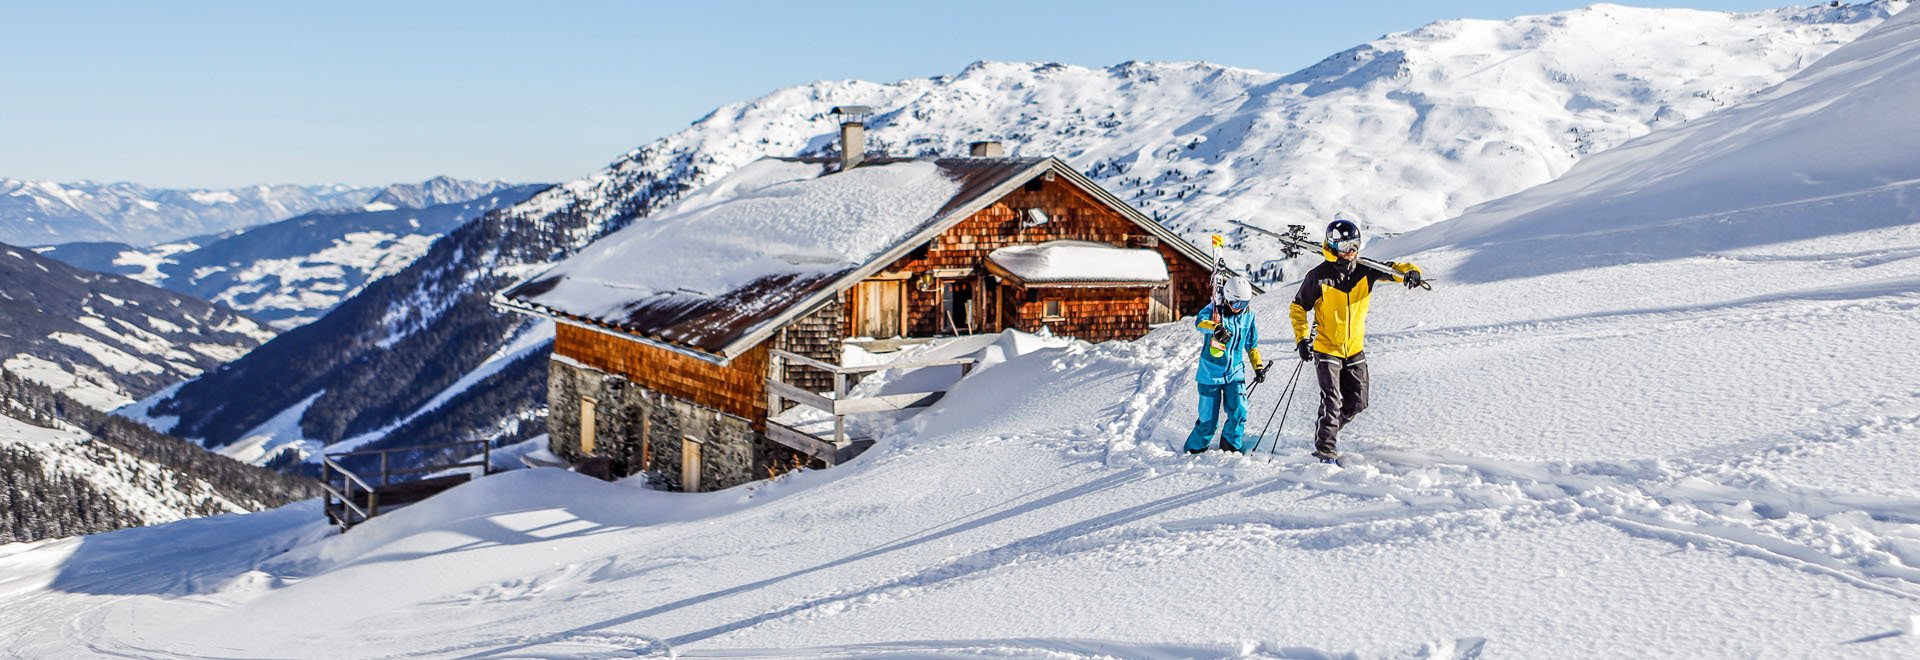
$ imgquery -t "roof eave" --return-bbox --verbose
[491,294,733,366]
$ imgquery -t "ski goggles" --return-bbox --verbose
[1227,299,1249,313]
[1328,236,1361,254]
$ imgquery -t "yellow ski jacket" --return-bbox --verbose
[1290,249,1422,358]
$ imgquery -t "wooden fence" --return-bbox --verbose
[765,349,976,465]
[320,439,496,531]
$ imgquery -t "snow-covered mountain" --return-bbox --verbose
[7,4,1919,652]
[0,242,276,411]
[0,177,529,247]
[1,371,318,544]
[364,176,528,212]
[0,180,378,246]
[37,184,546,329]
[138,2,1904,469]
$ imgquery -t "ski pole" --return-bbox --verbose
[1263,363,1307,460]
[1248,361,1305,454]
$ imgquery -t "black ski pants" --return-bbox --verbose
[1313,351,1369,454]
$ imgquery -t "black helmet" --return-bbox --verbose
[1325,218,1362,254]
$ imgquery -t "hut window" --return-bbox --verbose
[580,396,597,454]
[1042,299,1064,321]
[681,436,704,493]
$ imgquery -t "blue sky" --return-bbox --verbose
[1,1,1791,188]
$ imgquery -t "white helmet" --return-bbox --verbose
[1224,276,1254,303]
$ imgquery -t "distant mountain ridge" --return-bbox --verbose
[139,1,1907,469]
[0,180,377,246]
[1,242,275,411]
[366,176,527,211]
[0,176,529,246]
[38,184,547,329]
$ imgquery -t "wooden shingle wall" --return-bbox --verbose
[555,323,769,428]
[773,299,844,395]
[1004,287,1154,342]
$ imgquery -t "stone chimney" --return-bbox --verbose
[829,105,872,171]
[969,141,1005,157]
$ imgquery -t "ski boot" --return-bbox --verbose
[1311,448,1339,465]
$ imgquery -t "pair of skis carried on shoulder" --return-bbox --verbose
[1224,219,1433,290]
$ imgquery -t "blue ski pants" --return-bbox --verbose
[1185,381,1247,453]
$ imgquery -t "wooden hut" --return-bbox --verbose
[494,130,1216,492]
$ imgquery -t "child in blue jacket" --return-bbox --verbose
[1185,276,1269,453]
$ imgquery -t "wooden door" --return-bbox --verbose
[853,280,904,338]
[681,437,703,492]
[1148,286,1175,325]
[579,396,597,454]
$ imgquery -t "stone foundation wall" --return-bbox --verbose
[548,358,766,491]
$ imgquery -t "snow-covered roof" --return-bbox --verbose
[499,155,1213,362]
[499,156,1213,360]
[497,158,1022,358]
[986,240,1169,286]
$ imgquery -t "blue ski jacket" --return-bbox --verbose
[1193,303,1263,385]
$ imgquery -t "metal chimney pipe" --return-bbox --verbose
[829,105,872,171]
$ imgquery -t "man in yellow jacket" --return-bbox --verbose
[1289,218,1425,463]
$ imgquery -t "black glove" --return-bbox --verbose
[1297,339,1313,362]
[1403,267,1425,289]
[1254,363,1270,384]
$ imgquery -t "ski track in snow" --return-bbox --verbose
[1088,263,1920,614]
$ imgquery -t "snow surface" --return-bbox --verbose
[987,240,1170,283]
[10,4,1920,658]
[219,391,324,465]
[520,160,960,319]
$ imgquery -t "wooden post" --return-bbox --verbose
[482,440,492,476]
[768,350,785,415]
[322,461,335,524]
[833,371,848,445]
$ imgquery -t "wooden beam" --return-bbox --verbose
[766,421,844,465]
[771,349,839,374]
[767,380,835,413]
[772,349,977,375]
[836,391,946,414]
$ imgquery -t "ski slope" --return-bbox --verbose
[6,221,1919,655]
[7,5,1920,658]
[4,219,1918,655]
